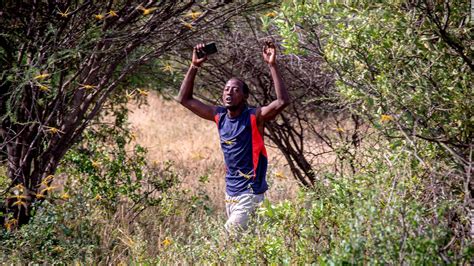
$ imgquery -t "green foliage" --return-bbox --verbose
[269,1,472,261]
[0,167,8,191]
[60,103,180,213]
[0,101,183,263]
[273,1,472,163]
[0,195,99,263]
[1,139,471,264]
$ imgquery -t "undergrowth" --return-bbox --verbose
[1,138,471,264]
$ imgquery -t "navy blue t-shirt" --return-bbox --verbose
[214,106,268,196]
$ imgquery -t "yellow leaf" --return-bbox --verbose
[95,14,105,20]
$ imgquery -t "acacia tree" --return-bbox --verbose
[0,0,267,225]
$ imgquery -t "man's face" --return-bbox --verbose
[222,79,247,110]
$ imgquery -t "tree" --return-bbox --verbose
[0,0,267,226]
[272,0,473,258]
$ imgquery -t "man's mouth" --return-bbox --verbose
[225,96,232,104]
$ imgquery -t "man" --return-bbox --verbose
[177,41,289,231]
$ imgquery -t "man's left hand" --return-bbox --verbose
[262,41,276,66]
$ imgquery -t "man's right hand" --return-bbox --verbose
[177,43,216,122]
[192,43,207,67]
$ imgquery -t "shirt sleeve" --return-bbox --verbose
[214,106,226,125]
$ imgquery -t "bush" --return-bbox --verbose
[0,192,99,263]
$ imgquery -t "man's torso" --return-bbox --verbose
[214,106,268,196]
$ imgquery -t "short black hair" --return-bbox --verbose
[231,77,249,95]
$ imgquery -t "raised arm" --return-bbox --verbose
[176,43,217,121]
[257,41,290,122]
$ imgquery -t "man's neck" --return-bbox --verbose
[227,104,246,118]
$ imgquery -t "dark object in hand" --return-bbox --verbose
[197,43,217,58]
[263,39,275,50]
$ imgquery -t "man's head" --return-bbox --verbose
[222,77,249,111]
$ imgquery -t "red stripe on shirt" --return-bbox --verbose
[250,114,267,180]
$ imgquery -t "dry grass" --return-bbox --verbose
[127,93,299,212]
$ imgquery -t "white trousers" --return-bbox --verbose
[224,193,264,231]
